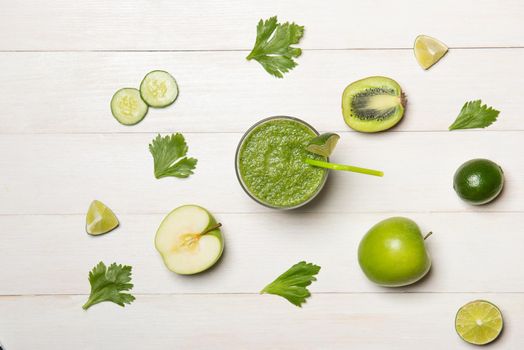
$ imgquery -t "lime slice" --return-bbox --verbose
[455,300,503,345]
[306,133,340,157]
[86,200,119,235]
[414,35,448,70]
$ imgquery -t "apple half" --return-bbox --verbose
[155,205,224,275]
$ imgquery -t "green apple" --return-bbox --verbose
[155,205,224,275]
[358,217,431,287]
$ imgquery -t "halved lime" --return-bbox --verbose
[86,200,119,235]
[414,35,448,70]
[306,133,340,157]
[455,300,503,345]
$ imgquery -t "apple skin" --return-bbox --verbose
[191,206,224,256]
[358,217,431,287]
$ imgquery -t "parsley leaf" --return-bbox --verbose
[149,133,198,179]
[82,262,135,310]
[246,16,304,78]
[449,100,500,130]
[260,261,320,307]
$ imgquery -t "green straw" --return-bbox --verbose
[305,158,384,177]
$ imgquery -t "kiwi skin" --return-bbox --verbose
[342,76,406,133]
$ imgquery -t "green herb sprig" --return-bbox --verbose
[449,100,500,130]
[82,262,135,310]
[149,133,198,179]
[261,261,320,307]
[246,16,304,78]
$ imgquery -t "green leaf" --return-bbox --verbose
[260,261,320,307]
[449,100,500,130]
[149,133,198,179]
[82,262,135,310]
[246,16,304,78]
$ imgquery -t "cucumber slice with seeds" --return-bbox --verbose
[110,88,149,125]
[140,70,179,108]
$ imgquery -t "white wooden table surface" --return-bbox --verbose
[1,1,523,348]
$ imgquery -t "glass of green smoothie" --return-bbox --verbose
[235,116,329,209]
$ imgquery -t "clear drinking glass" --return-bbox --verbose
[235,116,329,209]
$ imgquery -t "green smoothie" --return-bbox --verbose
[236,117,327,208]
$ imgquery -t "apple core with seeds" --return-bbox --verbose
[155,205,224,275]
[236,117,328,209]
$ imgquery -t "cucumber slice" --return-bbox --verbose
[110,88,148,125]
[140,70,179,108]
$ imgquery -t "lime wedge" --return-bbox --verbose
[86,200,119,235]
[306,133,340,157]
[414,35,448,70]
[455,300,503,345]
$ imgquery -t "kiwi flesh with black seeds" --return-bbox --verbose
[342,76,406,132]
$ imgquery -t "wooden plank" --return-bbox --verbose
[1,1,522,349]
[0,132,520,215]
[1,212,522,295]
[0,49,521,133]
[0,0,522,51]
[0,293,520,349]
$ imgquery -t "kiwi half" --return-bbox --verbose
[342,76,406,132]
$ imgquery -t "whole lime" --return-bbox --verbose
[453,159,504,205]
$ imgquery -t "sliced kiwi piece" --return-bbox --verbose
[342,76,406,132]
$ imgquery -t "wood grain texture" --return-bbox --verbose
[0,49,522,133]
[0,293,522,349]
[0,213,523,295]
[1,0,522,348]
[0,132,521,215]
[0,0,522,50]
